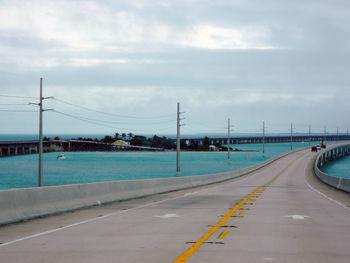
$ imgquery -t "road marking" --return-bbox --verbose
[0,149,304,249]
[218,230,230,239]
[285,215,311,220]
[173,157,299,263]
[239,211,246,216]
[155,213,179,219]
[306,182,350,211]
[173,186,263,263]
[0,190,214,248]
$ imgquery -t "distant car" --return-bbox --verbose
[321,144,326,149]
[311,146,318,152]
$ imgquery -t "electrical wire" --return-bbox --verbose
[0,109,37,112]
[0,94,38,99]
[0,103,32,106]
[52,110,174,133]
[52,98,174,120]
[52,109,174,126]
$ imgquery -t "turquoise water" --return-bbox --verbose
[321,155,350,179]
[0,142,319,190]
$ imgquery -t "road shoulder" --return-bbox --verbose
[305,154,350,209]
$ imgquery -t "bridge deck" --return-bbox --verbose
[1,149,350,262]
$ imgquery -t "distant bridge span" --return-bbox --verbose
[179,134,350,145]
[0,139,164,157]
[1,135,349,157]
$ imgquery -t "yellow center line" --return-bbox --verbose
[218,230,230,239]
[173,186,262,263]
[173,157,300,263]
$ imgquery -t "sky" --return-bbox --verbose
[0,0,349,136]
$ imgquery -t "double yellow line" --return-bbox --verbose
[173,185,263,262]
[173,157,298,263]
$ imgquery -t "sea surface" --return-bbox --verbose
[0,141,320,190]
[321,155,350,179]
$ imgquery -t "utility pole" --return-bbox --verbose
[30,78,53,187]
[227,118,231,161]
[176,102,184,176]
[262,121,265,157]
[324,126,327,143]
[290,123,293,151]
[347,128,349,138]
[337,127,339,140]
[309,125,311,146]
[38,78,43,187]
[226,118,234,162]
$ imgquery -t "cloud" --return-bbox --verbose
[1,0,350,134]
[180,25,278,50]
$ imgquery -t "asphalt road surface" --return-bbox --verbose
[1,148,350,263]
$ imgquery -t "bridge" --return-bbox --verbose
[0,139,164,157]
[0,143,349,262]
[180,134,350,145]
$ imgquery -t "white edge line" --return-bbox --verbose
[0,192,195,248]
[304,162,350,211]
[306,182,350,211]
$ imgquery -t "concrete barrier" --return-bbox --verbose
[0,148,306,225]
[314,143,350,193]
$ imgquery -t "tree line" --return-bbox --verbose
[43,134,223,151]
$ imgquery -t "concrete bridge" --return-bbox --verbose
[0,143,349,262]
[0,140,164,157]
[181,134,350,145]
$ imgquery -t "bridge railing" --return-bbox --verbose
[314,143,350,193]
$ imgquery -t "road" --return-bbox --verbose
[1,148,350,262]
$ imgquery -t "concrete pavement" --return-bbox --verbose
[1,149,349,262]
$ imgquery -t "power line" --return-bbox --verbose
[52,110,174,133]
[0,94,38,99]
[52,109,173,126]
[0,103,31,106]
[0,109,37,112]
[52,98,173,120]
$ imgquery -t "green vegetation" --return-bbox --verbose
[42,134,224,151]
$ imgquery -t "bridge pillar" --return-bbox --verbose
[0,147,2,157]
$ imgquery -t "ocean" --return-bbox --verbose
[321,155,350,179]
[0,141,320,190]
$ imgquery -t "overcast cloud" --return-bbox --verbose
[0,0,349,136]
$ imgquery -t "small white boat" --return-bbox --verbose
[57,153,66,160]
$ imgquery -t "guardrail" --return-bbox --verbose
[0,147,307,225]
[314,143,350,193]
